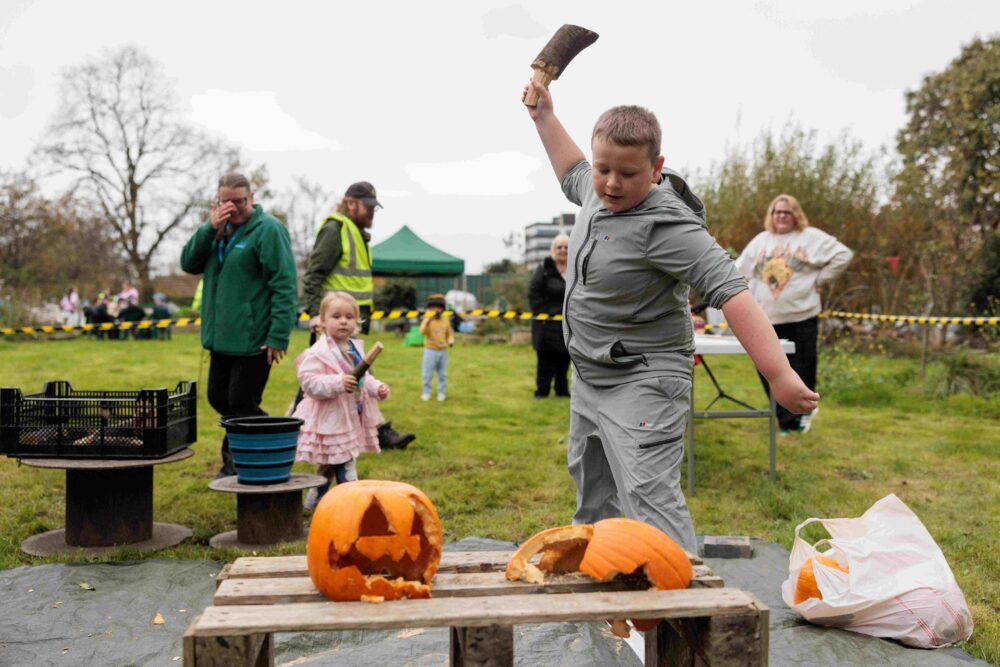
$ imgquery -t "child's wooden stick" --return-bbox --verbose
[352,342,384,380]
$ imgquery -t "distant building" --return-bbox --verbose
[524,213,575,269]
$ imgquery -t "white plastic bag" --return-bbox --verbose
[781,493,973,648]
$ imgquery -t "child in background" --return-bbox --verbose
[419,293,453,401]
[523,80,818,554]
[294,291,391,510]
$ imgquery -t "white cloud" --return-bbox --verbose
[404,152,542,196]
[188,90,341,152]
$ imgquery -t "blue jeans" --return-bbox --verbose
[422,348,448,397]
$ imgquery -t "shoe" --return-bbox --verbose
[304,488,319,511]
[421,393,431,401]
[437,394,446,402]
[800,406,818,433]
[378,422,415,450]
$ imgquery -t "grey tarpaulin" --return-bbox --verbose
[0,537,985,666]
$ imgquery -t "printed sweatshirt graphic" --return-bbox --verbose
[736,227,853,325]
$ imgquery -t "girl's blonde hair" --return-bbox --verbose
[319,291,361,325]
[763,194,810,233]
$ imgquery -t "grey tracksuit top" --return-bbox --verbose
[560,160,748,386]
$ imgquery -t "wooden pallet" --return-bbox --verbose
[184,550,768,666]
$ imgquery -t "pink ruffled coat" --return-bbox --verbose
[292,336,385,465]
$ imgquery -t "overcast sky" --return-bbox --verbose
[1,1,997,273]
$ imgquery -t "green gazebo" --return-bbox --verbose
[371,225,465,277]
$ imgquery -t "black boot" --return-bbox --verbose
[216,439,238,479]
[378,422,415,450]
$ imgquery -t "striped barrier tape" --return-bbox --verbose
[1,318,197,336]
[822,311,998,326]
[3,308,995,336]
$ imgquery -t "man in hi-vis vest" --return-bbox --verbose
[302,181,415,450]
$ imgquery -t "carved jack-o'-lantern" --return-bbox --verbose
[307,480,443,602]
[506,518,693,636]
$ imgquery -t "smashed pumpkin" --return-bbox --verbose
[307,480,443,602]
[506,518,693,636]
[793,554,849,604]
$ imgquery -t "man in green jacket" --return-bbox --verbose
[181,172,298,477]
[302,181,414,450]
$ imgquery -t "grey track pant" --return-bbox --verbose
[568,372,697,554]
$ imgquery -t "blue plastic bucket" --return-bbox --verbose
[220,416,303,485]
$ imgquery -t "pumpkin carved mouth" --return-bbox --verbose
[506,518,693,636]
[308,480,443,602]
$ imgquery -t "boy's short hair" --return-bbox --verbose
[592,105,662,162]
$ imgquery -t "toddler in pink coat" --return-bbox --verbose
[293,292,391,509]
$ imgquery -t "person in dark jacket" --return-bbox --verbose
[180,172,298,478]
[528,233,571,398]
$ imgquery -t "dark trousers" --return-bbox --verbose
[535,348,571,397]
[208,352,272,473]
[360,304,372,335]
[757,316,818,430]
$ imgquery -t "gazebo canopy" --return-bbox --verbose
[371,225,465,276]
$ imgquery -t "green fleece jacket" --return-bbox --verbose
[180,205,298,355]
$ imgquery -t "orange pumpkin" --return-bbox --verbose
[793,554,849,604]
[307,480,443,602]
[506,518,693,635]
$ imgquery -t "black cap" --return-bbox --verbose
[344,181,382,209]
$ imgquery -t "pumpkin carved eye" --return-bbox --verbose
[308,480,443,602]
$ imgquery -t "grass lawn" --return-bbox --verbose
[1,329,998,663]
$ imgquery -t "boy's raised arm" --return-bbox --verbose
[721,291,820,415]
[524,80,586,183]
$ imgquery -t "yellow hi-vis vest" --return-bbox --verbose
[319,212,374,307]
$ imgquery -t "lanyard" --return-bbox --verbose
[217,224,247,265]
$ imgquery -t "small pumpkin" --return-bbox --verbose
[793,554,849,604]
[307,480,443,602]
[506,518,693,636]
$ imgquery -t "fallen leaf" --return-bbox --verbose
[79,582,96,591]
[51,601,63,608]
[177,609,186,613]
[172,657,180,661]
[27,588,33,593]
[152,613,165,625]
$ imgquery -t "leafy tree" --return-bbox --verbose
[894,36,1000,316]
[0,170,125,304]
[696,124,884,313]
[374,279,417,311]
[483,258,519,275]
[33,46,243,298]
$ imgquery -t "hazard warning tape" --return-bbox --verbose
[822,311,998,326]
[1,318,198,336]
[4,308,995,336]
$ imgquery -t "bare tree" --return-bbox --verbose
[33,46,241,297]
[277,177,337,270]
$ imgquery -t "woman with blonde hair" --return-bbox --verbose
[736,194,852,433]
[528,233,571,398]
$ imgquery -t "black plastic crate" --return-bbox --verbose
[0,381,197,459]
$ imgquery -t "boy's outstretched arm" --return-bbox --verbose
[721,291,820,414]
[524,80,585,182]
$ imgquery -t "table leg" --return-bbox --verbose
[236,491,304,545]
[687,382,696,497]
[66,466,153,546]
[769,394,776,482]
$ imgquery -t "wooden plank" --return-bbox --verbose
[214,566,722,606]
[192,588,758,636]
[223,549,703,580]
[215,564,232,591]
[188,633,269,666]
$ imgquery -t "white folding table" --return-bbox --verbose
[687,334,796,495]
